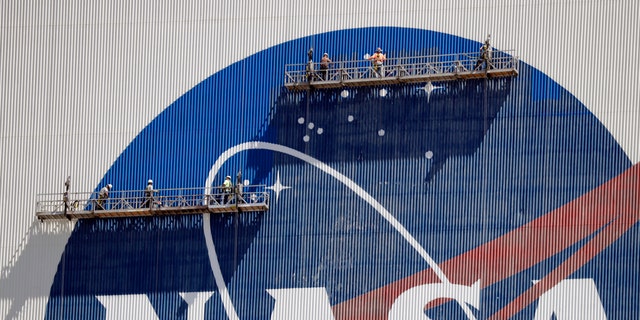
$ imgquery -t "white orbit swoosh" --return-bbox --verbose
[202,141,475,320]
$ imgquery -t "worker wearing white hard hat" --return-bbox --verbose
[320,53,332,81]
[96,183,112,210]
[144,179,157,208]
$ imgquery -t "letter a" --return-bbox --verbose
[533,278,606,319]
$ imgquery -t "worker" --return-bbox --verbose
[307,47,314,62]
[143,179,158,208]
[236,170,245,203]
[96,183,112,210]
[474,35,493,70]
[223,175,233,204]
[63,176,71,217]
[306,47,315,82]
[320,53,332,80]
[369,47,387,77]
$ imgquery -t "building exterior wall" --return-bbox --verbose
[1,1,639,319]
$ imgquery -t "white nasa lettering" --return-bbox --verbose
[179,291,215,320]
[96,291,214,320]
[96,294,159,320]
[388,280,480,320]
[533,279,606,319]
[94,278,606,319]
[267,278,606,319]
[267,287,335,320]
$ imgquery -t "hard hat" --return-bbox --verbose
[376,47,382,53]
[148,179,153,184]
[226,176,231,179]
[107,184,112,189]
[323,52,328,56]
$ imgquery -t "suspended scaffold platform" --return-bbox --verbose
[284,50,519,91]
[35,185,269,221]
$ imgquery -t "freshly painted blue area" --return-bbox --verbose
[530,68,561,101]
[45,27,635,319]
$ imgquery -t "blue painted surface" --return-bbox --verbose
[45,27,636,319]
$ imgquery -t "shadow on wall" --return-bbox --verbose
[0,219,73,319]
[42,212,264,309]
[249,77,512,184]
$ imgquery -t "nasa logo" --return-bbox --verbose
[44,27,638,319]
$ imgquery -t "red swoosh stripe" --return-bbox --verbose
[333,163,640,319]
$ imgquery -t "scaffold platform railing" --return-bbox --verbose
[35,185,270,221]
[284,50,518,91]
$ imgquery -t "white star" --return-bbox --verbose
[266,171,291,202]
[418,81,444,102]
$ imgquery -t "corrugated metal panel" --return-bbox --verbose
[2,1,640,319]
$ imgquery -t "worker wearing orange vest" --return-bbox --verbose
[369,47,387,77]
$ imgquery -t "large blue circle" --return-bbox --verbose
[45,27,634,319]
